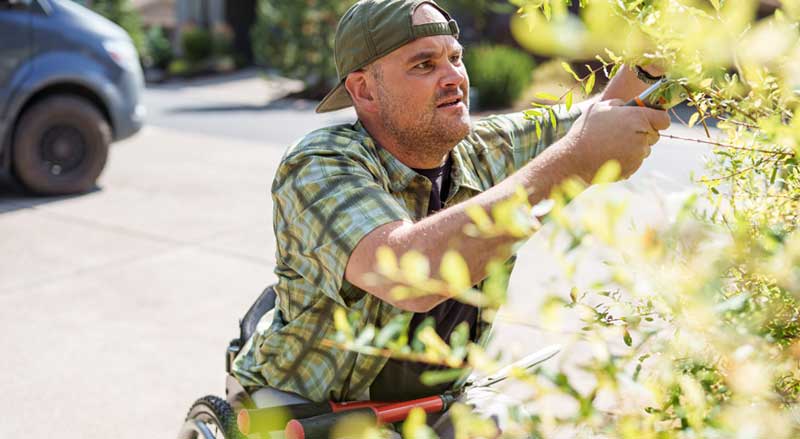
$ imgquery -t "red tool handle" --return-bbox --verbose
[284,394,457,439]
[285,407,377,439]
[238,400,395,435]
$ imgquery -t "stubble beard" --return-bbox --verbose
[376,85,472,166]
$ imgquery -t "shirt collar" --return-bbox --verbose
[449,145,483,193]
[354,120,421,192]
[353,120,483,194]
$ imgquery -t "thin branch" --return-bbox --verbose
[714,116,759,130]
[700,158,785,183]
[661,133,794,156]
[682,84,711,138]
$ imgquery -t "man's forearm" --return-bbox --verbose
[346,135,581,312]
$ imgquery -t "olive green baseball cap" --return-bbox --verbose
[316,0,459,113]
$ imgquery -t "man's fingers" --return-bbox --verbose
[636,130,660,146]
[641,108,671,131]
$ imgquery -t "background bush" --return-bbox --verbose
[181,25,214,64]
[250,0,353,99]
[144,26,173,70]
[464,44,534,109]
[87,0,146,58]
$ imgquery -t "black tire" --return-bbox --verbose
[178,395,245,439]
[12,95,111,195]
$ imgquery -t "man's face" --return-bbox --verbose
[369,6,471,163]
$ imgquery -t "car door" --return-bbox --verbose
[0,0,33,121]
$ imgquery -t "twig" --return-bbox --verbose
[682,84,711,138]
[714,116,759,130]
[700,157,785,182]
[661,133,794,156]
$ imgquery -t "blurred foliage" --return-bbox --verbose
[324,0,800,437]
[464,44,535,109]
[249,0,516,98]
[251,0,352,98]
[170,24,235,76]
[86,0,146,57]
[180,25,214,63]
[438,0,517,36]
[143,26,172,70]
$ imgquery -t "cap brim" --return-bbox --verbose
[316,82,353,113]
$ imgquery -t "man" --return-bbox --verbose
[233,0,669,431]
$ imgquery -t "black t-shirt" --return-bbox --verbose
[369,156,480,401]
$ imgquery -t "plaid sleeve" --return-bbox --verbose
[480,104,583,171]
[272,149,412,308]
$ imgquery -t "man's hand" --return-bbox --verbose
[561,99,671,181]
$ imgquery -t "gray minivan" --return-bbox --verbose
[0,0,144,195]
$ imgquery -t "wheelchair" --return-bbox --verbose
[177,285,279,439]
[176,285,561,439]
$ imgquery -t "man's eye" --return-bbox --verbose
[450,54,462,64]
[414,61,432,70]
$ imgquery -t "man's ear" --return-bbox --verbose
[345,71,378,113]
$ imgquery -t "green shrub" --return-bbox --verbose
[181,25,214,64]
[464,44,534,110]
[87,0,146,57]
[144,26,173,70]
[211,23,235,57]
[250,0,353,98]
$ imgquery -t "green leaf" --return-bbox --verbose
[376,246,397,276]
[466,205,493,231]
[709,0,720,11]
[353,324,375,347]
[440,250,471,292]
[561,62,580,81]
[411,317,436,352]
[535,119,542,139]
[403,407,435,439]
[592,160,622,184]
[609,63,621,79]
[542,0,551,21]
[420,368,467,386]
[584,72,596,95]
[400,250,430,284]
[549,107,558,129]
[374,314,409,348]
[535,92,560,101]
[334,307,353,339]
[523,109,542,120]
[623,327,633,347]
[688,112,700,128]
[569,286,578,303]
[565,90,573,111]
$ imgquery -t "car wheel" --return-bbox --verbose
[12,95,111,195]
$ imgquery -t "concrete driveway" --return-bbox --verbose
[0,71,711,438]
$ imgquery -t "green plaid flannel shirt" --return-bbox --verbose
[232,106,582,402]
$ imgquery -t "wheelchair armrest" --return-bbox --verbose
[239,285,277,344]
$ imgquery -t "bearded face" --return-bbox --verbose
[372,58,471,164]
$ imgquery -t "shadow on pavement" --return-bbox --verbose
[166,98,319,114]
[145,68,275,91]
[0,174,97,214]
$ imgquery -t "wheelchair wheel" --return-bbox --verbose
[178,395,245,439]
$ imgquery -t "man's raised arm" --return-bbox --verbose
[346,99,670,312]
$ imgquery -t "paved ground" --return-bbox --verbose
[0,70,711,439]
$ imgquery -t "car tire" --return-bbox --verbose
[12,95,111,195]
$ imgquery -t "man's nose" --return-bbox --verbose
[440,62,466,89]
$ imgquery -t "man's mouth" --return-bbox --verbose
[436,97,463,108]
